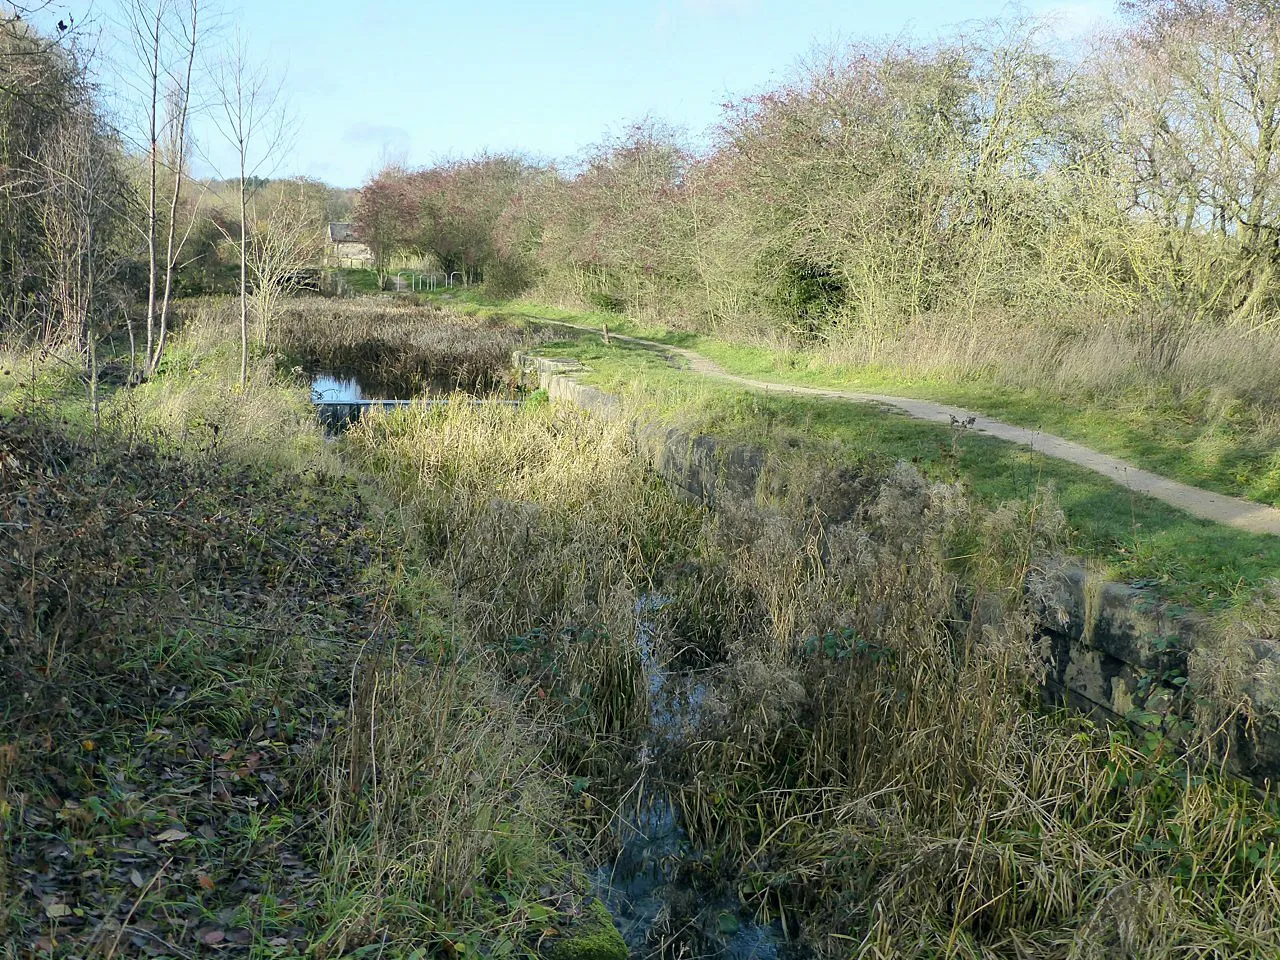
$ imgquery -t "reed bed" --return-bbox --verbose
[275,298,554,396]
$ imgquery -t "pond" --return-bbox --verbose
[309,367,526,431]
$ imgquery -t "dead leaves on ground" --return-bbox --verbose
[0,411,384,955]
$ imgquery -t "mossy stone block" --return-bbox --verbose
[546,900,627,960]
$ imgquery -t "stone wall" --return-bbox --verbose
[515,353,1280,786]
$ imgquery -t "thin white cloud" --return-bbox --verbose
[1033,0,1113,39]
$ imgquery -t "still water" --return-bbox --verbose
[311,373,377,405]
[594,596,789,960]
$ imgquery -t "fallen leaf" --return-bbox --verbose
[153,827,189,843]
[198,873,215,891]
[130,869,145,888]
[44,903,71,919]
[201,929,226,945]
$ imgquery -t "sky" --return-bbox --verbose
[39,0,1114,188]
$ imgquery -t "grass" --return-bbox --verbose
[516,330,1280,606]
[405,291,1280,606]
[688,337,1280,507]
[331,267,383,295]
[13,294,1280,958]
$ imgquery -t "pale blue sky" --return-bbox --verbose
[48,0,1113,187]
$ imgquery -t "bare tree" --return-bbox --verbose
[246,180,323,343]
[210,29,287,387]
[1104,0,1280,320]
[121,0,201,376]
[152,20,200,369]
[35,105,124,347]
[0,6,82,340]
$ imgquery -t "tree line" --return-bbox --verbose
[0,1,347,386]
[354,0,1280,341]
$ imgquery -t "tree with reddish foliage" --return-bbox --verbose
[412,154,532,286]
[523,120,696,314]
[352,166,418,284]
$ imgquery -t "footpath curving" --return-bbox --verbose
[515,351,1280,788]
[523,318,1280,537]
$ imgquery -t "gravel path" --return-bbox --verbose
[536,318,1280,537]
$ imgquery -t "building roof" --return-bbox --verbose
[328,222,361,243]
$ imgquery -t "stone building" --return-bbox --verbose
[326,222,374,268]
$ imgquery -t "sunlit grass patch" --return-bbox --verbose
[510,324,1280,607]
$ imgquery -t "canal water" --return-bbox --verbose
[311,373,374,405]
[593,597,790,960]
[309,370,416,430]
[309,369,526,431]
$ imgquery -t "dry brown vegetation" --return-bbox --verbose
[816,311,1280,452]
[345,393,1280,959]
[274,298,554,396]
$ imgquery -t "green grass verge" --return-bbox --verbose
[689,338,1280,509]
[508,328,1280,608]
[434,291,1280,509]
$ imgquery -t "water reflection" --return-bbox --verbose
[311,374,372,405]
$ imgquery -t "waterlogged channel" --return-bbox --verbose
[308,368,524,430]
[594,597,790,960]
[308,369,416,430]
[310,373,375,404]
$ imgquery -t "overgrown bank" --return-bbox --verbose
[9,299,1280,959]
[343,374,1280,958]
[439,300,1277,606]
[0,310,609,958]
[478,295,1280,513]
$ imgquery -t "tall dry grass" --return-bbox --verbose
[813,311,1280,445]
[346,394,1280,959]
[316,583,576,953]
[345,401,703,773]
[675,474,1280,958]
